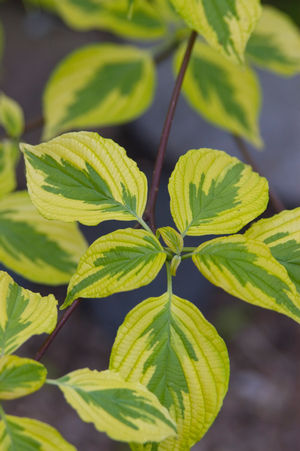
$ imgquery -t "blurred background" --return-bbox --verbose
[1,0,300,449]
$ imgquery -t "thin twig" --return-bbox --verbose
[144,31,197,231]
[232,134,285,213]
[34,298,81,362]
[24,115,44,135]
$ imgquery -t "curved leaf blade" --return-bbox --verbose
[0,271,57,355]
[110,292,229,450]
[193,235,300,324]
[0,140,18,198]
[169,148,268,236]
[21,132,148,226]
[49,369,176,444]
[157,226,183,254]
[43,44,155,139]
[64,228,166,308]
[245,208,300,294]
[0,191,87,285]
[0,356,46,400]
[0,93,24,139]
[175,41,262,147]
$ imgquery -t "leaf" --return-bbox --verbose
[48,369,176,444]
[110,292,229,450]
[21,132,148,226]
[169,0,261,64]
[192,235,300,324]
[43,43,155,139]
[0,92,24,138]
[245,208,300,294]
[0,355,46,400]
[157,226,183,254]
[169,148,268,237]
[53,0,166,40]
[247,6,300,76]
[64,228,166,308]
[0,140,18,199]
[0,414,76,450]
[175,41,262,147]
[0,191,87,285]
[0,271,57,355]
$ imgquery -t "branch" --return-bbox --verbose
[144,31,197,231]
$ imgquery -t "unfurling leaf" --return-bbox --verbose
[157,226,183,254]
[0,92,24,138]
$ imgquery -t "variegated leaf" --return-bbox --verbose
[54,0,166,39]
[0,191,87,285]
[157,226,183,254]
[110,292,229,450]
[48,369,176,443]
[0,140,18,198]
[247,6,300,76]
[192,235,300,324]
[21,132,148,226]
[245,208,300,294]
[64,228,166,308]
[43,44,155,139]
[0,414,76,450]
[0,271,57,355]
[169,0,261,63]
[0,92,24,138]
[175,41,262,147]
[169,149,268,236]
[0,355,46,400]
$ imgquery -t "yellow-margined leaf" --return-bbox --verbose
[247,6,300,76]
[0,191,87,285]
[0,414,76,450]
[192,235,300,324]
[64,229,166,308]
[169,149,268,236]
[157,226,183,254]
[54,0,166,39]
[169,0,261,64]
[0,140,18,198]
[0,271,57,355]
[0,355,46,400]
[48,369,176,443]
[175,41,262,147]
[245,208,300,294]
[110,292,229,450]
[21,132,148,226]
[0,92,24,138]
[43,44,155,139]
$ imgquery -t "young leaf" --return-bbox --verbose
[174,41,262,147]
[0,414,76,450]
[0,191,87,285]
[245,208,300,294]
[21,132,148,226]
[0,271,57,355]
[157,226,183,254]
[169,0,261,63]
[0,355,46,400]
[192,235,300,324]
[64,229,166,308]
[0,93,24,138]
[48,369,176,444]
[169,149,268,237]
[43,44,155,139]
[110,293,229,450]
[247,6,300,76]
[0,140,18,198]
[54,0,166,40]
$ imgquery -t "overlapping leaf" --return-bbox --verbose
[21,132,148,226]
[245,208,300,294]
[110,292,229,450]
[43,44,155,139]
[0,140,18,198]
[64,229,166,308]
[157,226,183,254]
[0,271,57,355]
[247,6,300,76]
[0,191,87,284]
[193,235,300,324]
[54,0,166,39]
[175,41,262,147]
[0,355,46,400]
[0,92,24,138]
[0,414,76,450]
[169,149,268,236]
[48,369,176,443]
[169,0,261,63]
